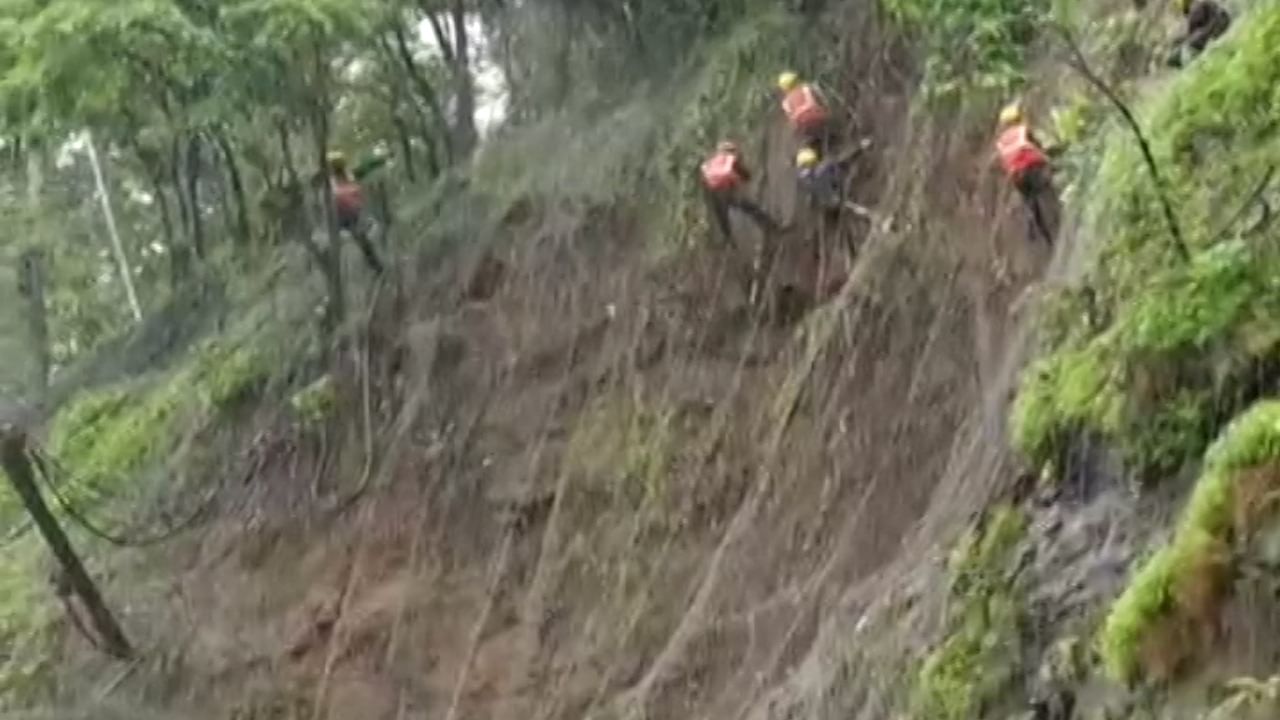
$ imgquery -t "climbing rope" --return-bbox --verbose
[26,445,217,548]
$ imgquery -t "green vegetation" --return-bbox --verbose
[568,396,680,512]
[1099,400,1280,683]
[0,537,56,708]
[290,374,337,427]
[912,506,1028,720]
[1012,4,1280,479]
[882,0,1049,100]
[48,332,273,492]
[1013,238,1277,475]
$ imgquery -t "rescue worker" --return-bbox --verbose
[326,150,386,274]
[777,72,832,150]
[700,140,780,243]
[795,143,876,298]
[795,142,874,219]
[994,103,1057,246]
[1167,0,1231,67]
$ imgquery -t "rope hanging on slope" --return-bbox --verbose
[26,446,217,548]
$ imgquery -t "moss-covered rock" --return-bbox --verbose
[912,506,1029,720]
[1099,400,1280,683]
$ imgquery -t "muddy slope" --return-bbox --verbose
[40,6,1095,720]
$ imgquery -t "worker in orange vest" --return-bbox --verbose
[994,103,1057,246]
[700,140,780,243]
[327,151,385,273]
[778,72,832,149]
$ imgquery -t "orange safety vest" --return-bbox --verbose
[995,125,1048,178]
[701,151,742,191]
[332,179,364,218]
[781,85,828,132]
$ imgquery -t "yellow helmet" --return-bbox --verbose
[796,148,819,169]
[326,150,347,171]
[998,102,1023,127]
[778,71,800,92]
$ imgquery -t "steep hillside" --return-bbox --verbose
[5,0,1280,719]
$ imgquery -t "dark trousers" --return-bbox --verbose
[1013,165,1057,247]
[707,188,779,243]
[338,211,385,273]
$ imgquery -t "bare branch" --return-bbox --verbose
[1055,25,1190,261]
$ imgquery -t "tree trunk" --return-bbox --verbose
[24,139,41,209]
[170,136,194,280]
[391,110,419,183]
[275,121,314,257]
[16,251,50,398]
[85,129,143,322]
[312,43,345,333]
[21,148,51,397]
[377,33,439,169]
[213,129,252,248]
[0,431,133,660]
[450,0,478,154]
[127,139,178,264]
[213,149,237,246]
[422,3,477,155]
[390,23,452,165]
[145,172,179,286]
[186,135,206,261]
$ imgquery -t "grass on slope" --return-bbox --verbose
[0,296,318,704]
[48,335,273,493]
[1012,3,1280,480]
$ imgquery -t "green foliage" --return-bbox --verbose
[1013,236,1280,476]
[0,0,406,375]
[49,379,184,491]
[1011,342,1119,465]
[192,339,272,412]
[1014,4,1280,480]
[290,373,336,426]
[0,537,57,709]
[881,0,1049,100]
[1202,400,1280,477]
[1097,537,1189,683]
[568,396,679,510]
[48,330,273,490]
[1099,400,1280,682]
[0,257,38,401]
[913,507,1028,720]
